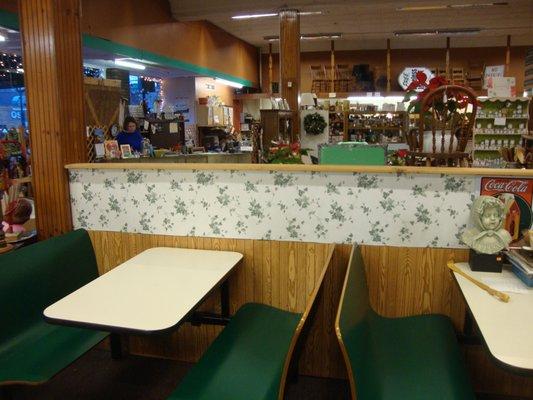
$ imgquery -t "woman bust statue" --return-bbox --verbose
[462,195,512,254]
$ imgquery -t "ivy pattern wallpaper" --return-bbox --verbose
[69,168,480,247]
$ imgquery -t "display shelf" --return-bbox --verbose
[473,133,522,136]
[328,111,345,142]
[475,117,529,120]
[472,97,530,166]
[346,109,408,144]
[473,148,501,151]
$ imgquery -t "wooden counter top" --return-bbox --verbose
[65,163,533,177]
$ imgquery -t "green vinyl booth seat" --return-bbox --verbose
[335,245,475,400]
[168,303,301,400]
[169,244,336,400]
[0,229,108,385]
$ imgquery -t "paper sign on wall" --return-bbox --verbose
[483,65,505,89]
[486,76,516,97]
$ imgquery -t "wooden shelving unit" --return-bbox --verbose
[260,109,294,148]
[343,110,408,144]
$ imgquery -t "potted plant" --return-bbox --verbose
[266,141,309,164]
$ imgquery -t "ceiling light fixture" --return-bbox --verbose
[232,13,278,19]
[298,11,323,16]
[264,32,342,41]
[232,11,322,19]
[397,2,508,11]
[214,77,244,89]
[114,59,146,70]
[394,28,481,36]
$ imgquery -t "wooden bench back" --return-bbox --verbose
[335,244,372,400]
[0,229,99,344]
[278,243,335,400]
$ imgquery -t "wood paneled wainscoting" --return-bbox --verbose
[88,231,533,397]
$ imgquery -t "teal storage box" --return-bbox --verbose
[319,142,387,165]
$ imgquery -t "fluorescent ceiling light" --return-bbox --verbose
[397,2,508,11]
[114,59,146,70]
[232,13,277,19]
[302,33,341,40]
[394,28,480,36]
[232,11,322,19]
[298,11,323,16]
[264,33,342,41]
[215,77,243,89]
[0,35,6,42]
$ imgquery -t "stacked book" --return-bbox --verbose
[505,249,533,287]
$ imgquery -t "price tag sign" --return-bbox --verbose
[494,117,506,126]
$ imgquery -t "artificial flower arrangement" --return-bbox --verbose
[403,72,477,115]
[388,149,409,166]
[266,141,309,164]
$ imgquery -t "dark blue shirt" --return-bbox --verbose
[116,130,143,153]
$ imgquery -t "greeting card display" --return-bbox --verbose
[120,144,133,159]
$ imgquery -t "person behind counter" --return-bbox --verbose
[117,116,143,153]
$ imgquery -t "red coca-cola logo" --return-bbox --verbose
[483,179,528,193]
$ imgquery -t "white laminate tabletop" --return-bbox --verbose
[452,262,533,371]
[44,247,243,333]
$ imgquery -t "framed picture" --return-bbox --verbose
[104,140,121,159]
[120,144,133,159]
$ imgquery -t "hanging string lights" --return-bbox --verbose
[0,53,23,78]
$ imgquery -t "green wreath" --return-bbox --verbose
[303,112,327,135]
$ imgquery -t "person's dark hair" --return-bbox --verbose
[123,116,138,131]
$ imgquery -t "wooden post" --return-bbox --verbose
[279,9,300,138]
[232,99,242,135]
[330,40,335,92]
[386,39,391,92]
[505,35,511,75]
[268,43,273,94]
[446,37,450,80]
[19,0,86,239]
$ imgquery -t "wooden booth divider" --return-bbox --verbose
[88,231,533,397]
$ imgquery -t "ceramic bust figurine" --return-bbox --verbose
[462,195,512,254]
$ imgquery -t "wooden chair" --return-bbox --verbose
[310,65,328,93]
[335,245,475,400]
[336,64,355,92]
[167,244,335,400]
[406,85,477,166]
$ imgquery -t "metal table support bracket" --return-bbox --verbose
[189,281,231,326]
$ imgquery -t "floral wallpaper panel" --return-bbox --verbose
[69,168,479,248]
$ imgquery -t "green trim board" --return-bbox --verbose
[0,9,18,30]
[0,9,254,87]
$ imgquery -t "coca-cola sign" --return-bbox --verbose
[483,179,529,194]
[480,177,532,239]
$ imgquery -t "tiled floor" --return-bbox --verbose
[6,349,350,400]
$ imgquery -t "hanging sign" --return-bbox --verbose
[398,67,434,90]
